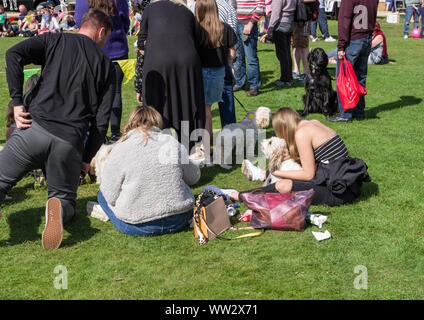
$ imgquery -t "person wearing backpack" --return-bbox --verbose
[327,0,378,123]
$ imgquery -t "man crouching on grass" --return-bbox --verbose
[0,9,115,250]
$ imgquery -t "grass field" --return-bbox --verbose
[0,18,424,300]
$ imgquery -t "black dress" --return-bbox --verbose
[138,0,205,141]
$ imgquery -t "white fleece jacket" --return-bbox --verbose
[100,128,200,225]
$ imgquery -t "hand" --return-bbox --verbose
[259,34,267,43]
[243,22,254,35]
[14,105,32,129]
[338,51,345,59]
[136,93,143,104]
[81,162,90,176]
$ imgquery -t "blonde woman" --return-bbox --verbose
[91,106,201,236]
[232,108,371,206]
[195,0,237,147]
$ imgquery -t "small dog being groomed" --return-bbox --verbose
[302,48,338,117]
[242,136,302,186]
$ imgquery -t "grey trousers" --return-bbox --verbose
[0,121,82,223]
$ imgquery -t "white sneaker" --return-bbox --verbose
[404,35,408,39]
[86,201,109,222]
[242,159,266,181]
[325,36,336,42]
[312,37,319,42]
[42,198,63,250]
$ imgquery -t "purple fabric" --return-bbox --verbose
[74,0,130,59]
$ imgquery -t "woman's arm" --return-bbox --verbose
[372,34,383,48]
[272,129,316,181]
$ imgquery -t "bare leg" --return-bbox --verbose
[300,47,310,74]
[293,47,300,75]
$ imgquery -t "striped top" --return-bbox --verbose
[236,0,265,22]
[216,0,238,31]
[313,135,349,163]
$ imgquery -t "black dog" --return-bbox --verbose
[302,48,338,116]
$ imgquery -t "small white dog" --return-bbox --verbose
[90,143,115,184]
[242,136,302,185]
[213,106,272,170]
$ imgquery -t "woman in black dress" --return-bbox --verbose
[138,0,205,146]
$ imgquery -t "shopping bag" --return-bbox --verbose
[239,189,315,232]
[337,56,367,112]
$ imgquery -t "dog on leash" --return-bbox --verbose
[214,106,272,170]
[242,136,301,185]
[302,48,338,117]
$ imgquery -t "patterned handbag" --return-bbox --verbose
[193,191,264,245]
[239,189,315,232]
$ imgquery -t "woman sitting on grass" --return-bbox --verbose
[232,107,371,206]
[89,106,201,236]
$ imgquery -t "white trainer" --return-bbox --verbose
[325,36,336,42]
[87,201,109,222]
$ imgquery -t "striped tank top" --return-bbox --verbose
[313,135,349,163]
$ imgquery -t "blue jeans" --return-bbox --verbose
[336,36,372,119]
[218,63,237,127]
[420,7,424,37]
[97,191,192,236]
[234,22,261,90]
[311,8,330,38]
[404,5,419,36]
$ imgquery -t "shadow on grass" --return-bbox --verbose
[2,196,99,247]
[358,181,379,201]
[192,164,241,189]
[366,96,422,119]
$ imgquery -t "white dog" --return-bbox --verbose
[242,136,302,185]
[90,143,115,184]
[213,106,272,170]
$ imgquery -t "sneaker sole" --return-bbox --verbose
[42,198,63,250]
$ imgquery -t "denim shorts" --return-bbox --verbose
[202,67,225,105]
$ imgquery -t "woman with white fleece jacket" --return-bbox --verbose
[96,106,200,236]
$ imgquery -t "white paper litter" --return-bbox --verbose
[307,213,328,229]
[312,230,331,241]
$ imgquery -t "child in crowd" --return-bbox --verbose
[60,13,78,31]
[20,11,39,37]
[0,4,13,37]
[292,20,310,83]
[40,8,60,33]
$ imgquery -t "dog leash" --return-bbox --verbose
[233,95,251,114]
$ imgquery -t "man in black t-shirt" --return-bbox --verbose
[0,9,114,250]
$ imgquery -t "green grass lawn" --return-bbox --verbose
[0,19,424,300]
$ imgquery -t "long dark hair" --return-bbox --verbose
[195,0,223,49]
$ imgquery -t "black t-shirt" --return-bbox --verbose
[6,33,114,163]
[198,23,237,68]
